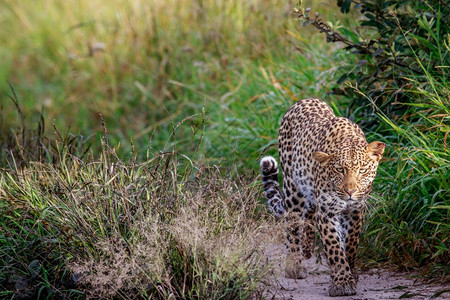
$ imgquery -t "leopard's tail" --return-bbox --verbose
[260,156,285,218]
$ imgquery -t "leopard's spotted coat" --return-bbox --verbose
[260,98,385,296]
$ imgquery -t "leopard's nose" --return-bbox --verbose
[345,189,356,196]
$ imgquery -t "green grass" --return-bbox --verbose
[359,70,450,277]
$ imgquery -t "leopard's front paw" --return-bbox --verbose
[328,282,356,297]
[285,254,307,279]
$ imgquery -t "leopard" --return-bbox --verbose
[260,98,385,297]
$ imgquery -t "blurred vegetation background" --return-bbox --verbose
[0,0,354,164]
[0,0,448,298]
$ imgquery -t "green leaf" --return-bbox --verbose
[340,0,352,13]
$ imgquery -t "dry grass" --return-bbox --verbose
[1,129,278,298]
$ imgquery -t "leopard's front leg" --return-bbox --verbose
[317,204,356,297]
[344,211,364,283]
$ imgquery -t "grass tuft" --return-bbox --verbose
[0,106,276,298]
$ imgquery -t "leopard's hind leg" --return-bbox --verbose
[283,176,316,279]
[260,156,316,280]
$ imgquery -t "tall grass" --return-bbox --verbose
[360,78,450,277]
[349,32,450,276]
[0,127,276,298]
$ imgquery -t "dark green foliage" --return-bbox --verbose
[337,0,449,113]
[298,0,449,128]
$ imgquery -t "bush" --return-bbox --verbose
[296,0,449,128]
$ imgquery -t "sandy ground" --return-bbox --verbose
[264,245,450,300]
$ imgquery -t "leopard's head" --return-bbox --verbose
[312,141,385,201]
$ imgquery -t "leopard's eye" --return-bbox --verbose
[359,166,370,174]
[335,166,345,173]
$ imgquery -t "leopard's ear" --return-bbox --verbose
[367,141,386,162]
[312,151,330,166]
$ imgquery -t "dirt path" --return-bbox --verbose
[264,245,450,300]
